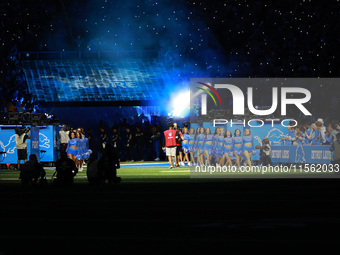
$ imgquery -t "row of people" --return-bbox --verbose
[166,126,256,168]
[100,124,163,162]
[177,120,340,167]
[281,119,340,146]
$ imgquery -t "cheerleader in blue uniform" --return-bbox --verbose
[221,130,234,167]
[203,128,214,166]
[182,127,190,165]
[82,136,92,159]
[233,129,243,168]
[66,131,80,166]
[215,128,225,165]
[188,128,196,166]
[75,131,86,171]
[212,127,220,161]
[196,127,205,166]
[242,128,255,167]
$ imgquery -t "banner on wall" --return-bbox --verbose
[0,125,56,164]
[271,145,332,164]
[30,126,40,162]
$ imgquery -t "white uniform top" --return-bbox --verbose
[15,133,28,149]
[59,130,70,144]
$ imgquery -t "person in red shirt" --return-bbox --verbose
[162,123,177,169]
[173,123,184,167]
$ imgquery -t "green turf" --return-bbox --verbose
[0,165,192,183]
[1,162,337,183]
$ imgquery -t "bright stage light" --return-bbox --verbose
[169,90,190,117]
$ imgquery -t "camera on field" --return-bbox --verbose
[15,126,30,136]
[263,145,270,152]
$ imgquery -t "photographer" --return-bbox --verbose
[15,127,30,170]
[59,125,70,155]
[20,154,46,187]
[255,136,272,166]
[54,152,78,186]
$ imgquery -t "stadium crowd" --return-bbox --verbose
[0,1,43,121]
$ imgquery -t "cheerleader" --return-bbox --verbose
[66,131,80,166]
[233,129,243,168]
[192,127,201,165]
[195,127,205,166]
[242,128,255,167]
[220,130,233,167]
[215,128,225,165]
[77,128,86,139]
[188,128,196,166]
[212,127,220,161]
[202,128,214,166]
[182,127,190,165]
[75,131,85,171]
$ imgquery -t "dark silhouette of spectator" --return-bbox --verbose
[98,144,121,185]
[134,126,144,162]
[99,127,108,151]
[122,126,133,162]
[20,154,46,187]
[87,153,100,185]
[151,125,161,161]
[111,127,119,154]
[54,152,78,186]
[86,128,94,151]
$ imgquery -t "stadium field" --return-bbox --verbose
[0,161,192,183]
[0,161,337,183]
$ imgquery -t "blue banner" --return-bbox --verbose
[271,145,332,164]
[30,126,40,162]
[37,126,55,162]
[0,125,56,164]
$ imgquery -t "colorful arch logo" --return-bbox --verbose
[196,82,222,106]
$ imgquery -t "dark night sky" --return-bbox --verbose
[1,0,339,77]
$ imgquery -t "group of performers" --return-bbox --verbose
[181,127,257,167]
[65,128,92,171]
